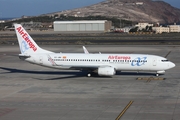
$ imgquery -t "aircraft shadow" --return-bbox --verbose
[0,67,156,80]
[0,67,86,80]
[116,71,156,76]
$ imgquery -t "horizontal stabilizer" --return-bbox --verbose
[19,54,31,60]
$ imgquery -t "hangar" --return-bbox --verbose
[53,20,112,32]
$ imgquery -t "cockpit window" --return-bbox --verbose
[161,60,169,62]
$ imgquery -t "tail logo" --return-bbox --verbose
[21,40,29,53]
[16,26,37,52]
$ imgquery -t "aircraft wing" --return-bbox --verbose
[83,46,89,54]
[56,64,110,71]
[70,65,100,70]
[56,64,99,70]
[83,46,101,54]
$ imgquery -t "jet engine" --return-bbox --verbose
[98,66,116,76]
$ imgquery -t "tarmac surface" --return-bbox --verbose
[0,45,180,120]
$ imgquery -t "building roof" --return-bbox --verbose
[54,20,107,24]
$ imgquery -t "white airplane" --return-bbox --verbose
[14,24,175,77]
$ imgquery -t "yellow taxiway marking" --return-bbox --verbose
[115,100,134,120]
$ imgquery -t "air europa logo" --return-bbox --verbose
[131,57,147,66]
[16,27,37,52]
[108,55,131,60]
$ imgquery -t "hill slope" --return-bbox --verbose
[44,0,180,24]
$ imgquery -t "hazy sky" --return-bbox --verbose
[0,0,180,18]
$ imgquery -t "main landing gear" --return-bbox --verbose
[156,73,159,77]
[87,72,97,77]
[87,73,91,77]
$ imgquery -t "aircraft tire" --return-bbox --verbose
[87,73,91,77]
[156,73,159,77]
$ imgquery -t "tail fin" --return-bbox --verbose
[14,24,52,54]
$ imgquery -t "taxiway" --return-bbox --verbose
[0,45,179,120]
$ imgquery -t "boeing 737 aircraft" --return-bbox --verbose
[14,24,175,77]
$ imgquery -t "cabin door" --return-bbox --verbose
[152,58,157,66]
[39,56,43,64]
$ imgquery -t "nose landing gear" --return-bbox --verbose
[156,73,159,77]
[156,70,165,76]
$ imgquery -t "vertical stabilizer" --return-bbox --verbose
[14,24,52,54]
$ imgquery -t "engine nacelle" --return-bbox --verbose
[157,70,165,74]
[98,66,116,76]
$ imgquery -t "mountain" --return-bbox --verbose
[44,0,180,24]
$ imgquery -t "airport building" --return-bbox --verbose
[153,23,180,34]
[168,23,180,33]
[153,26,170,34]
[21,21,42,29]
[53,20,112,32]
[0,20,5,23]
[135,23,153,30]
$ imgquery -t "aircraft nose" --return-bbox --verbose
[169,62,175,68]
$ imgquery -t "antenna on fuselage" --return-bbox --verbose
[165,51,171,58]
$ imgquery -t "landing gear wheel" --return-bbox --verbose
[87,73,91,77]
[156,73,159,77]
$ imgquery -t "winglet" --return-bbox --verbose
[83,46,89,54]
